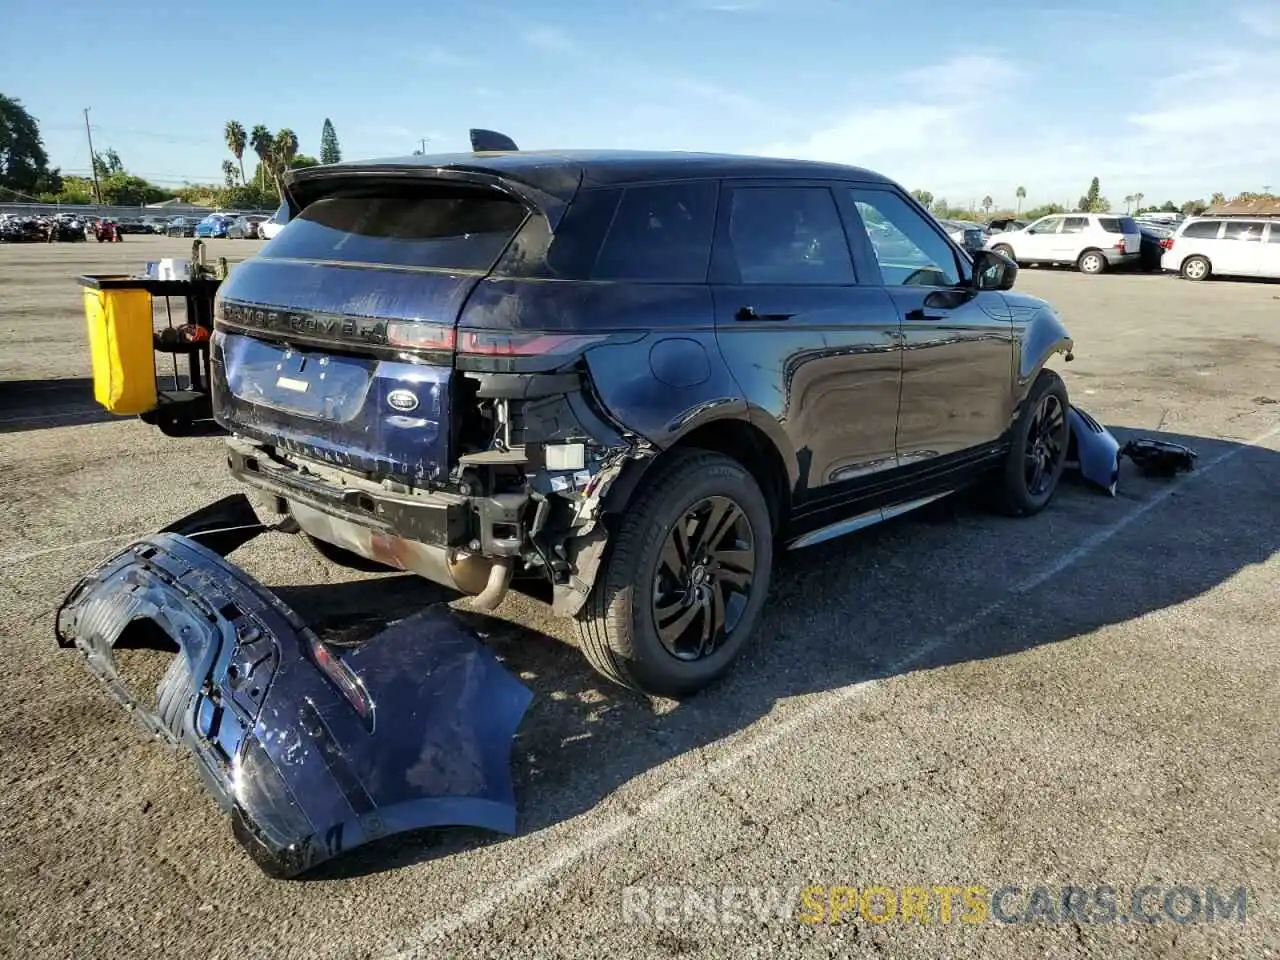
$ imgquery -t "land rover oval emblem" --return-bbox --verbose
[387,389,419,412]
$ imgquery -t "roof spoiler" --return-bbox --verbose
[470,128,519,152]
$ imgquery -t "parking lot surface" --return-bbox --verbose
[1,238,1277,959]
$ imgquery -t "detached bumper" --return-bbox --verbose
[56,533,531,878]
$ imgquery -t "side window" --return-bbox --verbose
[1181,220,1221,239]
[1063,216,1089,234]
[848,188,960,288]
[1028,217,1062,235]
[593,182,717,282]
[544,188,620,278]
[725,186,854,284]
[1223,221,1264,242]
[1268,224,1280,244]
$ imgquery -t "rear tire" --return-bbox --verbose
[990,369,1070,517]
[1181,255,1211,281]
[1077,249,1107,274]
[992,243,1016,264]
[576,451,773,698]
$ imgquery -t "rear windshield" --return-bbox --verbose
[1181,220,1221,238]
[262,190,527,270]
[1099,217,1139,234]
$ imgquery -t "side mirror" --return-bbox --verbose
[972,248,1017,291]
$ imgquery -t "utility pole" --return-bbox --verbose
[83,108,102,206]
[417,137,430,155]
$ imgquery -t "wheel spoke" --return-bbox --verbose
[696,499,738,557]
[654,593,689,623]
[660,520,691,578]
[657,595,700,646]
[699,585,727,656]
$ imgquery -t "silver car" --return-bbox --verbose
[938,218,988,253]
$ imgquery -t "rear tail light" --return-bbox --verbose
[306,635,374,730]
[1161,238,1174,250]
[386,321,456,351]
[457,331,607,357]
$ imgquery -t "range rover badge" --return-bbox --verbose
[387,389,419,412]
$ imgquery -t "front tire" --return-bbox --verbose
[990,369,1070,517]
[1181,255,1211,281]
[576,451,773,698]
[1077,250,1107,274]
[992,243,1016,264]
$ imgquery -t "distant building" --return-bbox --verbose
[1204,197,1280,217]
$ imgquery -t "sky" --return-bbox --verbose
[3,0,1279,209]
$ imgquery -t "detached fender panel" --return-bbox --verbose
[56,533,531,878]
[1067,406,1120,496]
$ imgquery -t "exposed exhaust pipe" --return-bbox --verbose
[468,557,513,611]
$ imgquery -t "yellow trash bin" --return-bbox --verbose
[80,279,157,415]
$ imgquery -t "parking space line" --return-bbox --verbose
[0,533,144,566]
[392,421,1280,955]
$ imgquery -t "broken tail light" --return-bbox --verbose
[306,634,375,731]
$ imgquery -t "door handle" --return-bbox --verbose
[736,306,795,322]
[905,308,948,322]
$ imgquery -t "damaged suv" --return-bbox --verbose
[212,150,1080,698]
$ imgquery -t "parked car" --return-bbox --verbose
[195,214,235,238]
[216,150,1085,698]
[227,214,268,239]
[988,218,1027,234]
[937,218,987,252]
[115,218,151,235]
[166,217,196,238]
[257,203,288,239]
[986,213,1141,274]
[1160,217,1280,281]
[1135,224,1172,272]
[142,217,169,235]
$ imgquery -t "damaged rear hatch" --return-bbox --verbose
[211,161,572,484]
[56,519,531,877]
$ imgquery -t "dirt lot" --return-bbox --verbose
[1,237,1277,960]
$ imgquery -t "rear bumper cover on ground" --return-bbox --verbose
[55,532,532,878]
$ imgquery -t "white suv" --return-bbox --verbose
[1161,217,1280,281]
[986,213,1142,274]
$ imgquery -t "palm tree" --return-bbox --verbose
[981,195,993,217]
[1133,192,1144,213]
[249,125,274,191]
[221,159,237,188]
[224,121,246,184]
[1123,194,1135,213]
[1015,185,1026,214]
[272,128,299,199]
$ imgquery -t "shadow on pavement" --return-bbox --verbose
[0,375,189,433]
[233,426,1279,879]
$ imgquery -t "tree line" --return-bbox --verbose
[0,93,343,209]
[910,176,1268,225]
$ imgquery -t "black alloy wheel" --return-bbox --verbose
[651,496,756,661]
[1024,392,1067,497]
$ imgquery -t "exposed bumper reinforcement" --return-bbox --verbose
[55,531,532,878]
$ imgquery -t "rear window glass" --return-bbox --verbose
[1181,220,1221,239]
[1099,217,1139,234]
[262,191,526,270]
[592,182,717,282]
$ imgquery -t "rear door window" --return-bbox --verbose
[592,182,717,282]
[1223,221,1265,242]
[1181,220,1222,239]
[1063,216,1089,233]
[1267,224,1280,243]
[719,186,854,284]
[262,190,527,270]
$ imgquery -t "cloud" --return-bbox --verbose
[523,26,578,53]
[413,45,475,68]
[1238,3,1280,37]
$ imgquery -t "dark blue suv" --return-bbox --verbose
[212,149,1075,698]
